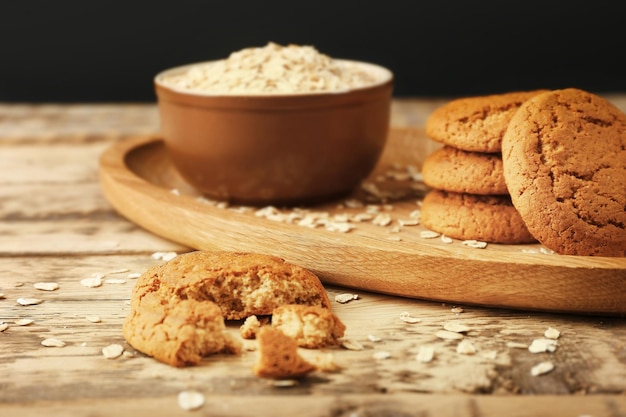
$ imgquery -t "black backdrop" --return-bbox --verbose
[2,0,625,102]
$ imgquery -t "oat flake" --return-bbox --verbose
[456,339,477,355]
[341,339,364,351]
[444,322,471,333]
[420,230,440,239]
[544,327,560,339]
[462,240,488,249]
[367,334,382,342]
[102,344,124,359]
[0,323,8,332]
[80,276,102,288]
[372,351,391,360]
[334,293,358,304]
[33,282,59,291]
[528,338,558,353]
[531,361,555,376]
[435,330,464,340]
[416,346,435,363]
[86,315,102,323]
[104,278,126,285]
[15,319,34,326]
[41,338,66,347]
[17,298,43,306]
[399,312,421,324]
[126,273,141,279]
[177,390,205,411]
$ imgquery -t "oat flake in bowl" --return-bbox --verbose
[159,42,384,95]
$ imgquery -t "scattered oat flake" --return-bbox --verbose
[531,361,555,376]
[17,298,43,306]
[341,339,364,351]
[80,276,102,288]
[122,351,134,358]
[42,338,66,347]
[444,322,471,333]
[367,334,382,342]
[372,213,392,227]
[372,351,391,360]
[178,390,205,411]
[456,339,477,355]
[450,307,464,314]
[0,323,8,332]
[127,273,141,279]
[151,251,178,261]
[273,379,298,387]
[15,319,34,326]
[102,344,124,359]
[399,311,421,324]
[439,235,452,244]
[86,315,101,323]
[436,330,464,340]
[0,293,5,299]
[462,240,488,249]
[416,346,435,363]
[528,338,558,353]
[420,230,440,239]
[506,342,529,349]
[334,293,358,304]
[104,278,126,284]
[398,219,419,226]
[33,282,59,291]
[107,268,130,274]
[544,327,560,339]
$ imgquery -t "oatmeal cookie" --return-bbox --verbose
[425,90,547,153]
[421,189,536,244]
[422,145,508,195]
[502,88,626,256]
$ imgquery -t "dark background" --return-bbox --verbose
[2,0,625,102]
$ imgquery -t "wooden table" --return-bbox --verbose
[1,98,625,417]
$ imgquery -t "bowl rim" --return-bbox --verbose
[154,58,394,99]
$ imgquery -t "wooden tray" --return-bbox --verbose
[99,128,626,316]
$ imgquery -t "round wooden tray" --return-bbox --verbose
[99,128,626,316]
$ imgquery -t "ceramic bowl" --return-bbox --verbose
[154,60,393,205]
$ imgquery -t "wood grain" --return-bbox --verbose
[2,102,626,417]
[99,129,626,315]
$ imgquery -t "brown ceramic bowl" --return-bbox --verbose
[154,60,393,206]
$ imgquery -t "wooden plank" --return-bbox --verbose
[1,255,625,405]
[1,394,625,417]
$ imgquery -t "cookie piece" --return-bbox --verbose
[145,251,331,320]
[123,290,241,367]
[421,189,536,244]
[271,304,346,349]
[422,145,508,195]
[425,90,548,153]
[502,88,626,256]
[253,326,316,379]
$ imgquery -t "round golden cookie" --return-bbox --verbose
[422,145,508,195]
[425,90,548,153]
[136,251,331,320]
[502,88,626,257]
[420,189,536,244]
